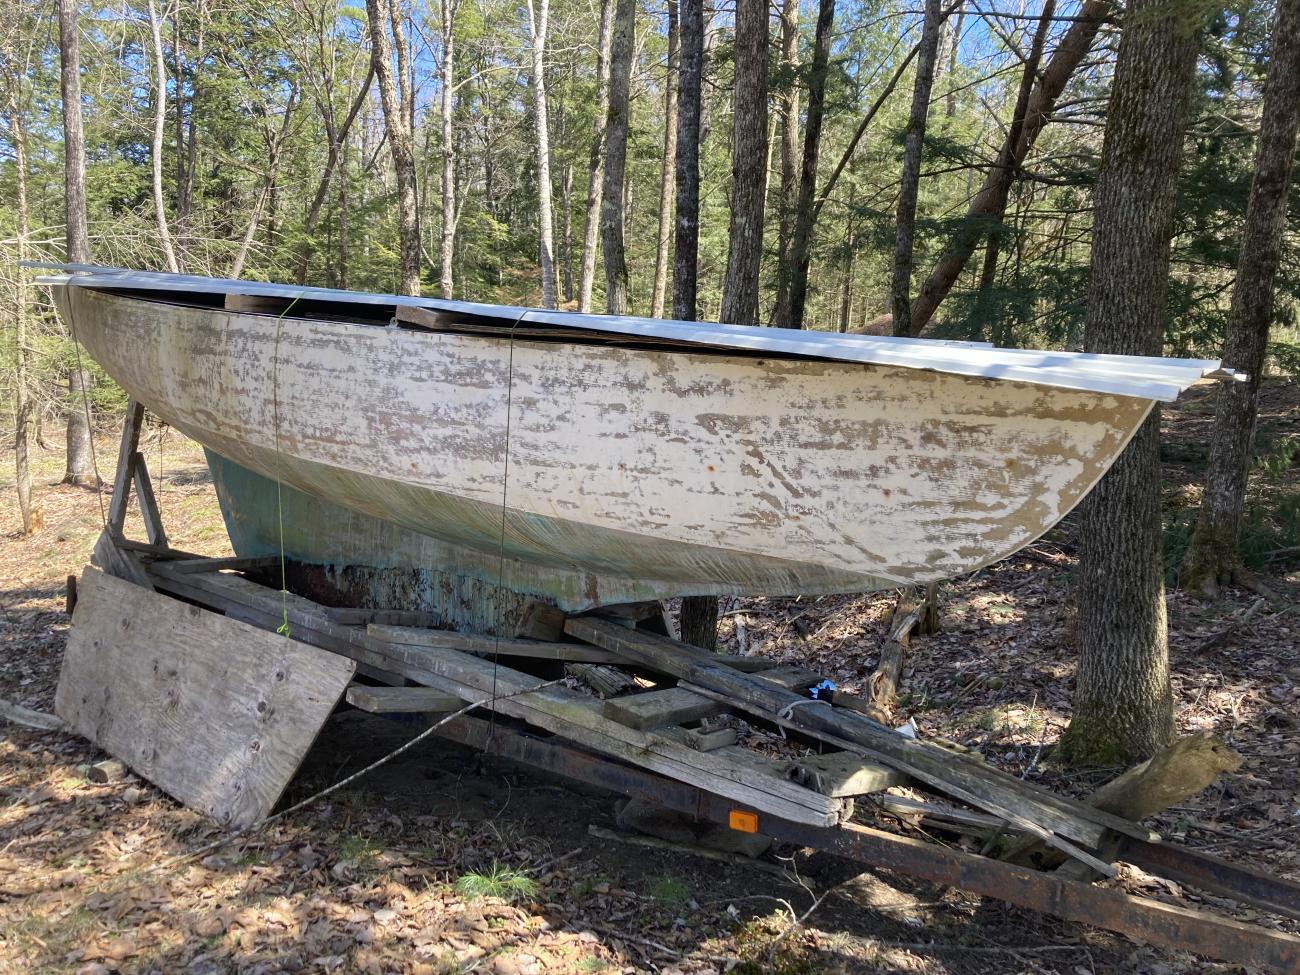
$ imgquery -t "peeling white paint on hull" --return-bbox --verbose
[59,286,1157,598]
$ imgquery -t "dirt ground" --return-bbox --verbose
[1,382,1298,975]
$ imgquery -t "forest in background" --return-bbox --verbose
[4,0,1300,348]
[2,0,1300,766]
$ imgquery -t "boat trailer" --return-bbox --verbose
[53,404,1300,972]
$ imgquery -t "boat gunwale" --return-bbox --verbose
[33,265,1229,402]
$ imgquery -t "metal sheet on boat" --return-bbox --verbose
[32,264,1232,401]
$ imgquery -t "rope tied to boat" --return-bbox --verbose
[489,307,532,733]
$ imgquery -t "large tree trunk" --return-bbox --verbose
[529,0,558,308]
[59,0,88,265]
[578,0,615,312]
[1060,0,1209,767]
[600,0,635,315]
[771,0,835,329]
[889,0,943,336]
[906,0,1111,334]
[59,0,96,488]
[718,0,768,326]
[365,0,421,296]
[673,0,713,646]
[771,0,800,319]
[671,0,703,323]
[439,0,458,298]
[650,0,679,319]
[1182,0,1300,597]
[146,0,181,274]
[8,90,36,532]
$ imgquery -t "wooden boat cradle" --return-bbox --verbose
[67,402,1300,973]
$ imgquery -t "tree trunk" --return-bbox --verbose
[771,0,835,329]
[601,0,635,315]
[1060,0,1208,767]
[650,0,679,319]
[719,0,768,326]
[146,0,181,274]
[907,0,1111,334]
[943,2,965,117]
[528,0,558,308]
[890,0,943,336]
[771,0,800,319]
[1182,0,1300,597]
[579,0,615,312]
[838,187,856,333]
[671,0,703,322]
[8,90,36,532]
[365,0,421,296]
[439,0,458,298]
[338,130,351,291]
[58,0,89,265]
[64,368,96,488]
[232,89,298,279]
[972,0,1055,343]
[57,0,97,489]
[561,161,575,303]
[673,0,712,644]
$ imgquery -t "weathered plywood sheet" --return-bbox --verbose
[61,287,1152,596]
[55,567,355,827]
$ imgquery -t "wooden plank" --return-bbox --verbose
[683,727,738,751]
[107,400,145,532]
[56,567,355,828]
[515,601,567,642]
[602,665,819,731]
[130,451,167,547]
[224,293,296,315]
[345,684,464,714]
[603,687,720,731]
[365,642,843,827]
[141,568,839,825]
[565,663,636,697]
[92,529,152,590]
[326,607,442,627]
[367,624,625,664]
[788,751,906,797]
[163,556,282,574]
[565,616,1147,855]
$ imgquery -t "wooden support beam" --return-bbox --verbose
[107,400,145,532]
[564,616,1152,865]
[515,601,567,642]
[367,643,844,827]
[130,451,167,547]
[92,529,152,590]
[162,556,282,574]
[789,751,907,797]
[141,567,840,826]
[684,727,738,751]
[367,624,625,664]
[345,684,464,714]
[603,687,721,731]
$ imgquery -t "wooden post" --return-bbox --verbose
[107,400,145,534]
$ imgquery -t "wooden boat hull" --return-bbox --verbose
[58,287,1153,604]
